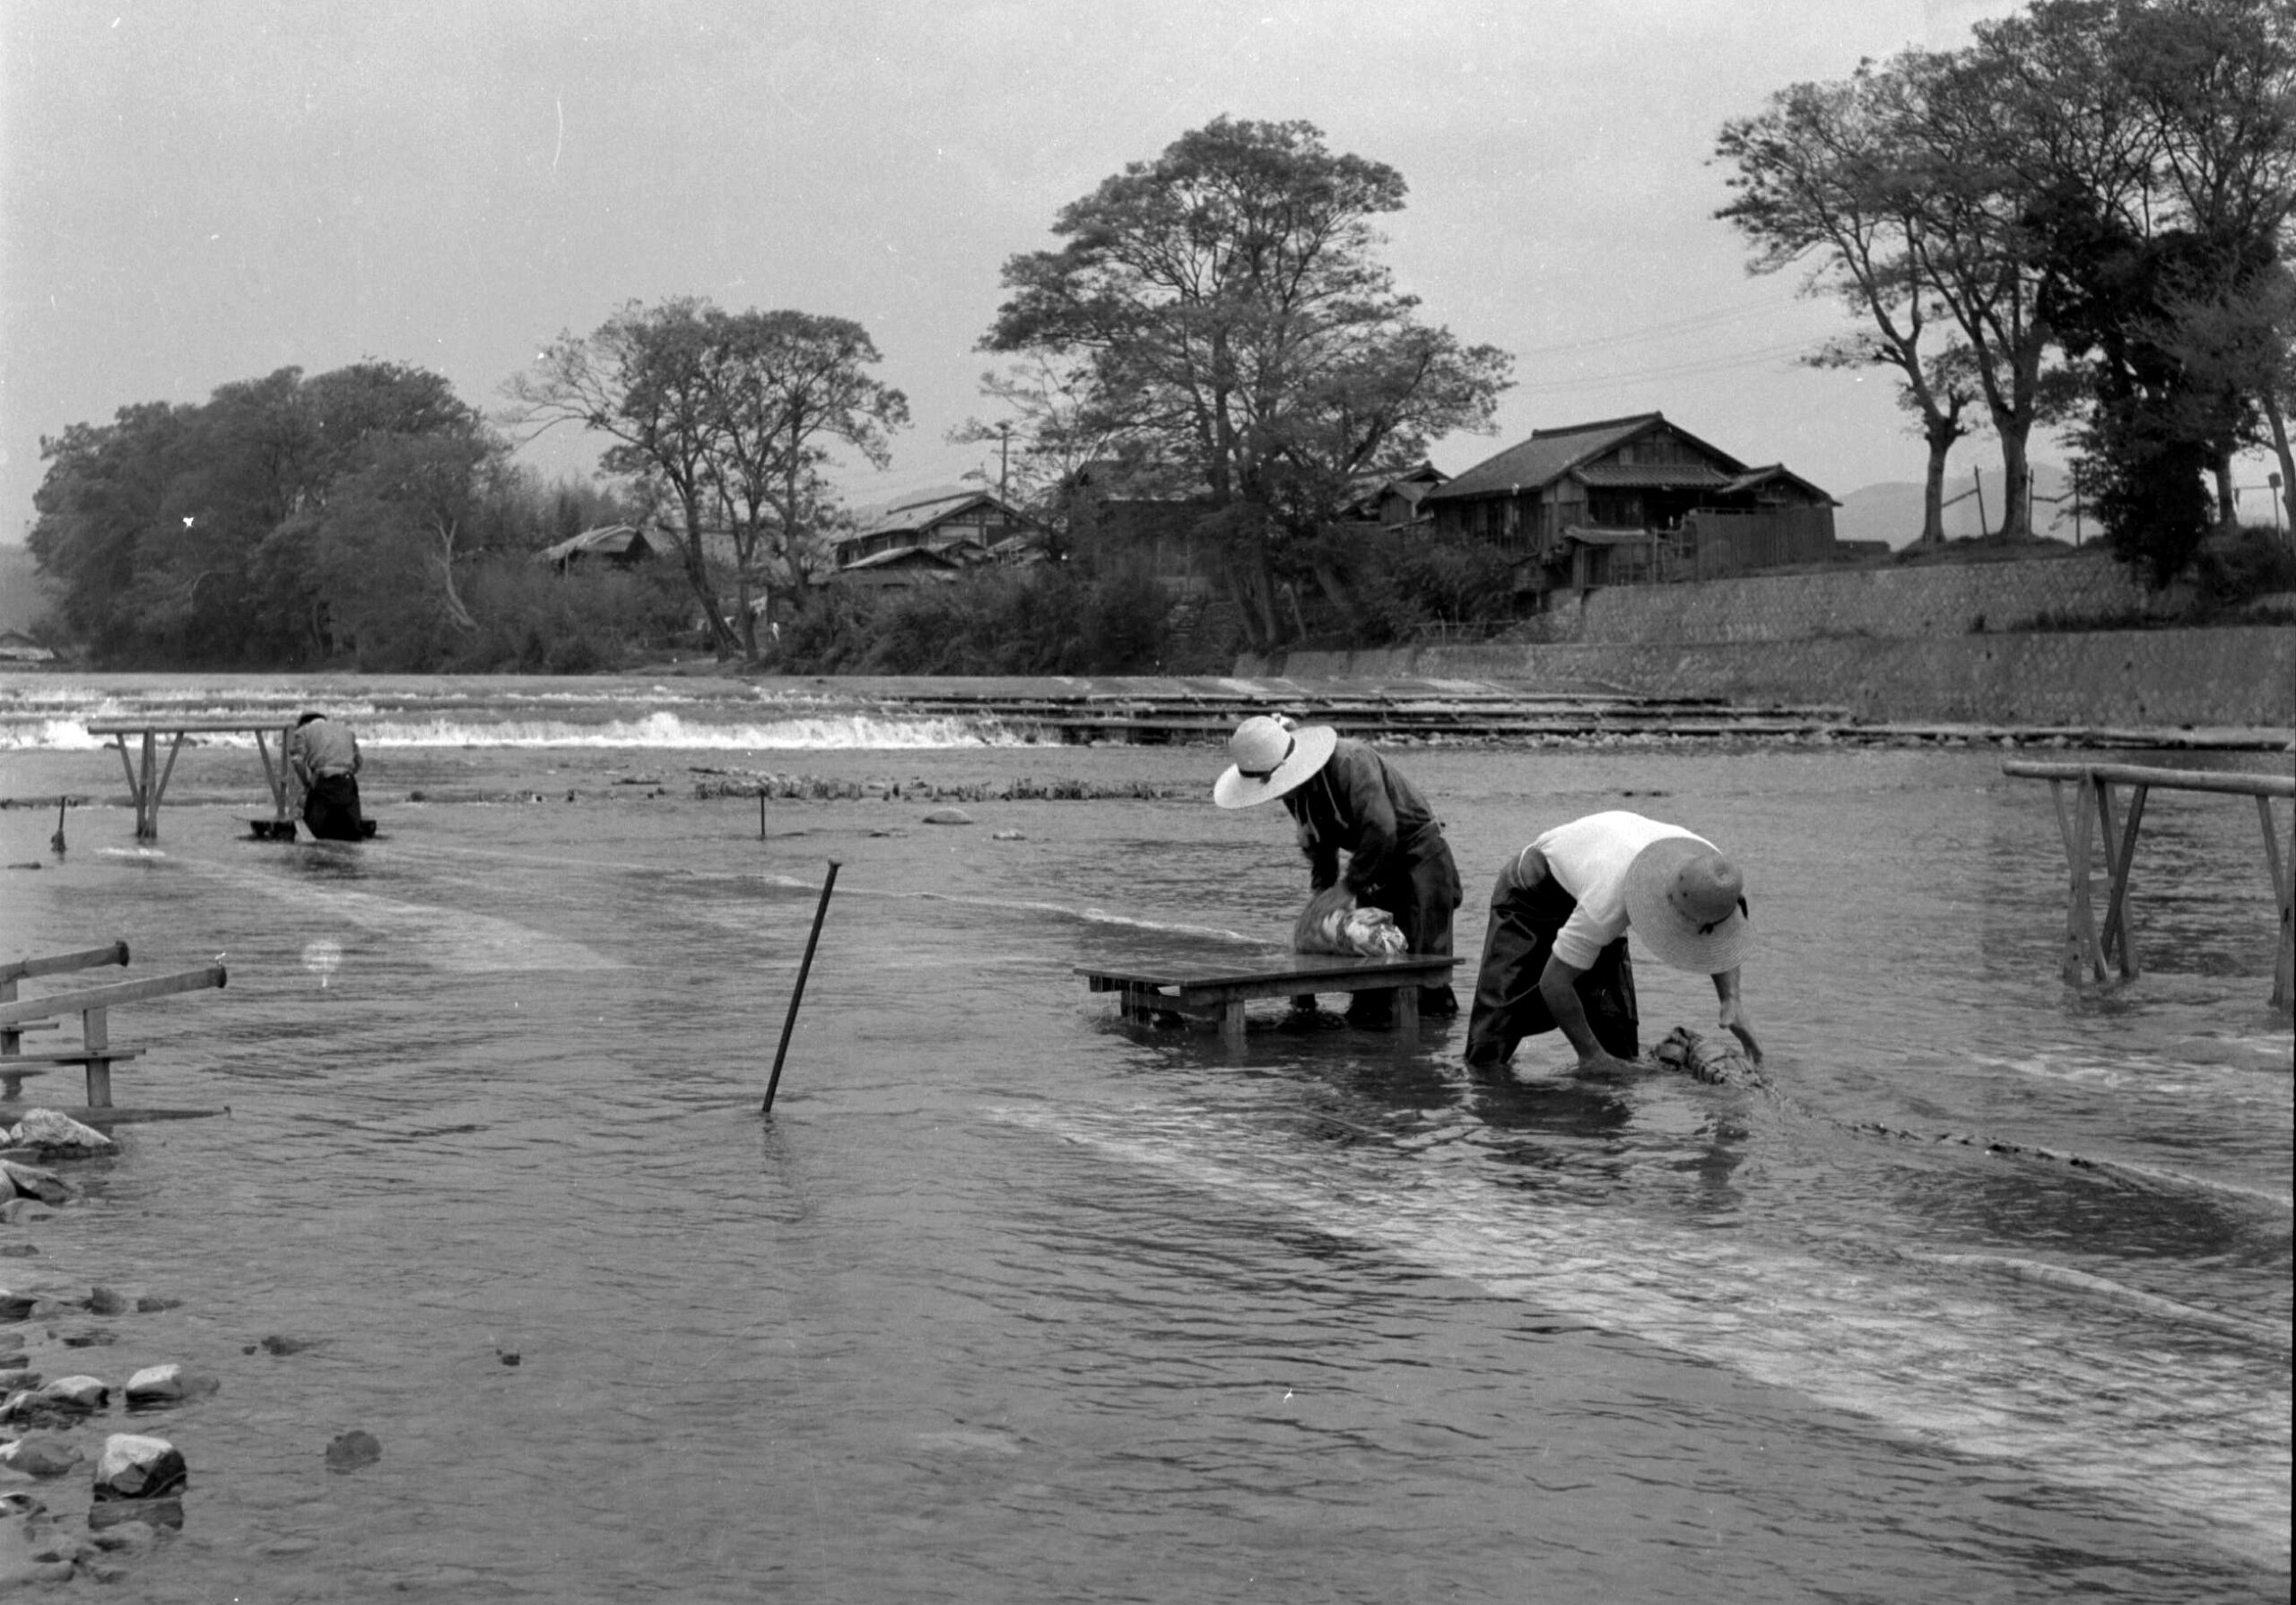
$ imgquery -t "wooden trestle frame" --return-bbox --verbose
[84,719,296,841]
[2003,760,2296,1011]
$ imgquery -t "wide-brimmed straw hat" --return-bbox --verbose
[1622,834,1750,973]
[1212,716,1338,810]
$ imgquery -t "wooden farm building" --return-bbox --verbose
[1422,412,1839,600]
[830,488,1048,586]
[535,524,663,572]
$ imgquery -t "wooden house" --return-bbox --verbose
[1340,463,1450,533]
[1421,413,1839,599]
[831,488,1048,579]
[535,524,662,572]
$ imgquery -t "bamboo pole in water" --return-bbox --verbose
[763,860,839,1115]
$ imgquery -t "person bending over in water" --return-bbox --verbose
[1465,810,1760,1073]
[288,710,366,842]
[1213,715,1463,1024]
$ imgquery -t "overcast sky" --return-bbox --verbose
[4,0,2060,547]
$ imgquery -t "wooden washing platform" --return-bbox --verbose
[2003,759,2295,1011]
[85,717,296,842]
[1080,953,1462,1050]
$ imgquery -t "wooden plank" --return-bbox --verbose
[0,963,227,1026]
[0,941,128,985]
[2004,760,2294,799]
[1076,954,1459,991]
[0,1048,146,1063]
[86,718,309,736]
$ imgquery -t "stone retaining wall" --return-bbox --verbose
[1525,549,2177,645]
[1255,625,2296,728]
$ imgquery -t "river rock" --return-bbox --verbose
[0,1162,67,1204]
[921,808,973,826]
[92,1434,186,1501]
[324,1429,381,1472]
[2,1111,114,1159]
[124,1364,217,1410]
[0,1376,108,1428]
[0,1434,83,1479]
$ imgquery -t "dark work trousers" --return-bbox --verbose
[302,775,366,842]
[1463,850,1638,1066]
[1345,824,1464,1023]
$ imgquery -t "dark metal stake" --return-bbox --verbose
[759,791,767,843]
[51,796,66,856]
[763,858,839,1115]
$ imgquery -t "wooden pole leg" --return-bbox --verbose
[1221,999,1248,1054]
[83,1004,111,1108]
[1395,985,1420,1046]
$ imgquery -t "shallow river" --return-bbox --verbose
[0,675,2289,1602]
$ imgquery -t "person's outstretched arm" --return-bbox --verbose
[1711,967,1761,1063]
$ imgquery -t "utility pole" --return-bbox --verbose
[997,423,1011,506]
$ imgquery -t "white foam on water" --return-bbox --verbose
[2,710,1022,752]
[993,1100,2293,1568]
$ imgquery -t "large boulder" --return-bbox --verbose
[92,1434,186,1501]
[2,1111,113,1159]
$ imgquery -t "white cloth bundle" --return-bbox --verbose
[1292,886,1407,958]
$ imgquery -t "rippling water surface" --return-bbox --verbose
[0,674,2288,1602]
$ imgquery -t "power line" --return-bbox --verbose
[1508,338,1825,395]
[1509,293,1813,359]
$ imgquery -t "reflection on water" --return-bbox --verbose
[0,722,2287,1601]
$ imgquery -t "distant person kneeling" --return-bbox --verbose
[289,710,366,842]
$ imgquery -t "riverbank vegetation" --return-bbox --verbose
[17,0,2288,675]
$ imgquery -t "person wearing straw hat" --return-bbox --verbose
[1464,810,1760,1074]
[1213,715,1463,1022]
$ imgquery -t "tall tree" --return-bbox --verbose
[984,117,1510,650]
[700,309,909,656]
[507,299,907,659]
[1718,66,1980,544]
[508,299,743,655]
[30,362,490,664]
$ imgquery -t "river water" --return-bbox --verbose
[0,673,2289,1603]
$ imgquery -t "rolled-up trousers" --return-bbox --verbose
[302,774,366,843]
[1463,850,1638,1066]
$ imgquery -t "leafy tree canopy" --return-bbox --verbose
[984,116,1511,650]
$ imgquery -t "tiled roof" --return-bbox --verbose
[1572,463,1732,489]
[1427,412,1755,501]
[1718,464,1837,503]
[535,524,656,564]
[839,544,967,573]
[1424,414,1666,501]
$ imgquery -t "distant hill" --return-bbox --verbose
[0,544,57,634]
[1836,463,2082,550]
